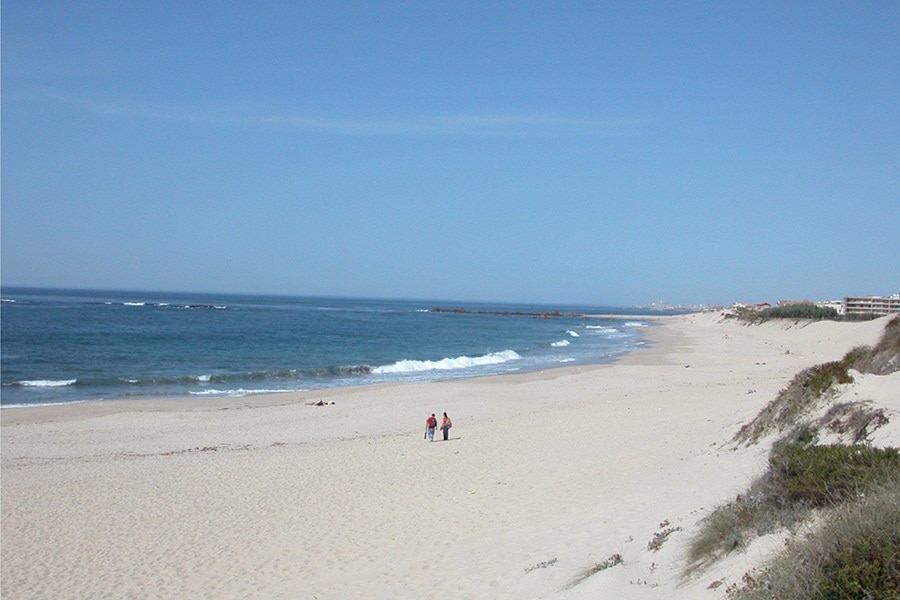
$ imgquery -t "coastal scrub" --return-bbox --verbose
[734,316,899,444]
[725,481,900,600]
[686,440,900,573]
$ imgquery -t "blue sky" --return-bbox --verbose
[2,1,897,306]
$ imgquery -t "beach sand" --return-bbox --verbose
[2,312,896,599]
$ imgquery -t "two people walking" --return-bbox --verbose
[425,412,452,441]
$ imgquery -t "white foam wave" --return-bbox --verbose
[2,400,89,409]
[585,325,629,337]
[18,379,77,387]
[1,298,17,303]
[567,330,579,337]
[123,302,146,306]
[551,340,570,347]
[189,388,299,397]
[373,350,521,374]
[624,321,648,327]
[195,374,212,383]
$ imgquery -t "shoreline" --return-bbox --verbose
[0,313,673,426]
[3,313,894,599]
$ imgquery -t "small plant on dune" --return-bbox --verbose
[648,520,683,551]
[686,475,785,571]
[819,402,890,444]
[805,361,854,396]
[564,553,624,589]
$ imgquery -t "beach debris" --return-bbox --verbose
[525,558,557,573]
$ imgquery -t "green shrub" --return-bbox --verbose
[842,345,874,368]
[726,481,900,600]
[757,305,840,320]
[768,444,900,507]
[734,364,855,445]
[805,361,854,396]
[847,316,900,375]
[686,443,900,574]
[813,529,900,600]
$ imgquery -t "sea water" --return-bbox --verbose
[1,287,671,407]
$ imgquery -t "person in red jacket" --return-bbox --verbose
[425,413,437,441]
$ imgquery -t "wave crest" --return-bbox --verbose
[17,379,78,387]
[373,350,521,374]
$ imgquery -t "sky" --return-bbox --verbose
[2,1,898,307]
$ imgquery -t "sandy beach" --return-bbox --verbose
[2,312,896,599]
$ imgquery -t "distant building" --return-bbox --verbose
[816,300,845,315]
[843,295,900,316]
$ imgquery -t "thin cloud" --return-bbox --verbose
[12,88,649,137]
[256,111,649,136]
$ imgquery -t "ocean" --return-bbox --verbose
[0,287,672,407]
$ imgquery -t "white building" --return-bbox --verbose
[816,300,845,315]
[843,295,900,316]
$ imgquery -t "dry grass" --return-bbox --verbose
[734,316,899,445]
[686,316,900,596]
[733,363,854,444]
[818,401,890,444]
[564,553,623,589]
[726,480,900,600]
[686,439,900,575]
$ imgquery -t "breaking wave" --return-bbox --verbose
[189,388,300,397]
[16,379,77,387]
[373,350,521,374]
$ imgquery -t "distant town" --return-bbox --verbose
[640,294,900,317]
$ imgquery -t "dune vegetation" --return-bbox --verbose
[686,316,900,599]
